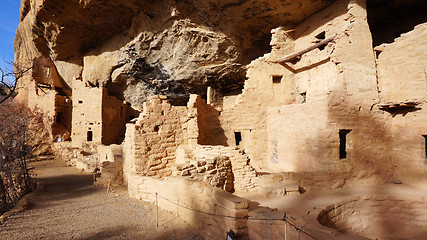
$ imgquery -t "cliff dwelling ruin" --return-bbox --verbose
[14,0,427,239]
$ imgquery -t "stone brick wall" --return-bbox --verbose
[72,80,129,146]
[27,56,73,140]
[219,0,380,173]
[390,105,427,183]
[375,22,427,182]
[127,174,249,239]
[72,80,103,145]
[123,95,187,178]
[174,145,257,193]
[218,0,426,184]
[376,23,427,103]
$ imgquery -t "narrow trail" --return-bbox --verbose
[0,157,203,240]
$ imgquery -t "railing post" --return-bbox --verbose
[156,193,159,227]
[284,213,287,240]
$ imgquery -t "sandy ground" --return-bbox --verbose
[0,157,204,240]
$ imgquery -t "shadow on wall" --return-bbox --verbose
[262,1,427,238]
[195,96,228,146]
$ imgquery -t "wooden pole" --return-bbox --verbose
[274,35,336,63]
[104,179,111,200]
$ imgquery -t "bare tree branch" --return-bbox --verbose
[0,60,34,105]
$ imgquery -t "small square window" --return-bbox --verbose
[272,75,282,84]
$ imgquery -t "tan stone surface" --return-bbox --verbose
[376,23,427,103]
[13,0,427,239]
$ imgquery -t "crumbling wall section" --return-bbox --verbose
[174,145,257,193]
[123,95,187,178]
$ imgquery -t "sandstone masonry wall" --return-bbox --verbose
[318,195,427,239]
[72,80,103,145]
[123,95,187,178]
[127,174,249,239]
[376,23,427,103]
[174,145,257,193]
[219,0,411,184]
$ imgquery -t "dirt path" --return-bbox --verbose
[0,157,203,240]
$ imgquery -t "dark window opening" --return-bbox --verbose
[154,125,160,132]
[55,87,68,97]
[367,0,427,47]
[234,132,242,146]
[300,92,307,104]
[339,129,352,159]
[78,100,83,104]
[169,96,190,106]
[289,56,301,65]
[87,131,93,142]
[423,135,427,159]
[272,75,282,84]
[315,31,326,50]
[56,112,62,124]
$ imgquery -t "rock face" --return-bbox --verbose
[15,0,334,105]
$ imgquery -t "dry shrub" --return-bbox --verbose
[0,100,52,214]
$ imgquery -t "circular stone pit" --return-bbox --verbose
[317,194,427,240]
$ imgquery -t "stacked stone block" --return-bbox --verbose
[174,145,257,193]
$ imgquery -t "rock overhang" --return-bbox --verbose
[17,0,336,61]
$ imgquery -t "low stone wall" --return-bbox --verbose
[247,203,368,240]
[127,173,249,239]
[174,146,234,192]
[174,145,257,193]
[318,194,427,239]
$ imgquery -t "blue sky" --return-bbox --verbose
[0,0,20,69]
